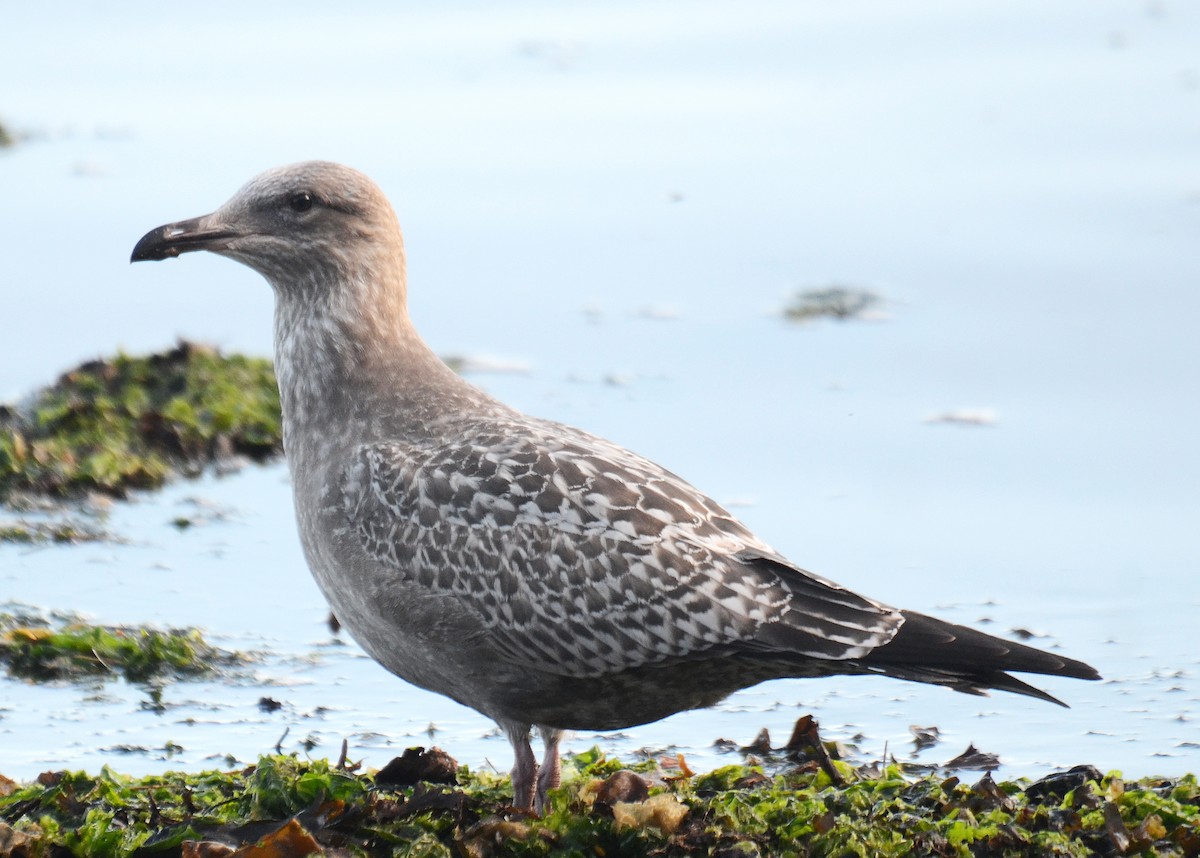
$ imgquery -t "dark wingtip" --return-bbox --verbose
[1075,664,1103,682]
[981,671,1072,707]
[860,610,1101,705]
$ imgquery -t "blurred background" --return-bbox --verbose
[1,1,1197,779]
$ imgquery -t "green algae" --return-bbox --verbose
[1,752,1196,857]
[0,610,243,684]
[0,342,281,501]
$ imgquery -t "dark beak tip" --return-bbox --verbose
[130,215,234,264]
[131,225,175,263]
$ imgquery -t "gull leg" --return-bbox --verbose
[534,727,563,813]
[502,720,538,810]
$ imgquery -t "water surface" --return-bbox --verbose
[1,0,1197,780]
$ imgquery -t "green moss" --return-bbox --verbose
[0,342,281,500]
[1,753,1196,857]
[0,611,243,683]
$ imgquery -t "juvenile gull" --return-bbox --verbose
[132,162,1100,810]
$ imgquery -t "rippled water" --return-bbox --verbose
[2,0,1198,781]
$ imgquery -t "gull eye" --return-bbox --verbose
[289,192,314,213]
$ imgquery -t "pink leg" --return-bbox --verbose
[502,721,537,810]
[534,727,563,813]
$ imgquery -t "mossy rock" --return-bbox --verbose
[0,342,281,500]
[0,610,243,683]
[1,753,1197,857]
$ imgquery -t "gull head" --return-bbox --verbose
[130,161,405,297]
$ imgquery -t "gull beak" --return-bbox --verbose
[130,214,240,262]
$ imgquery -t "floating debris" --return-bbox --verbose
[784,285,884,323]
[1011,626,1049,641]
[634,304,682,321]
[924,407,999,427]
[910,724,942,752]
[0,517,111,544]
[168,496,233,531]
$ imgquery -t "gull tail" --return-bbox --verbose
[860,610,1101,706]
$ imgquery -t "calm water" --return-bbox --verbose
[1,1,1198,781]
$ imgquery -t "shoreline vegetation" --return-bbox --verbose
[0,609,244,685]
[0,343,282,504]
[0,343,282,545]
[1,749,1197,857]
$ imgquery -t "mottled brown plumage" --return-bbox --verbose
[132,161,1100,811]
